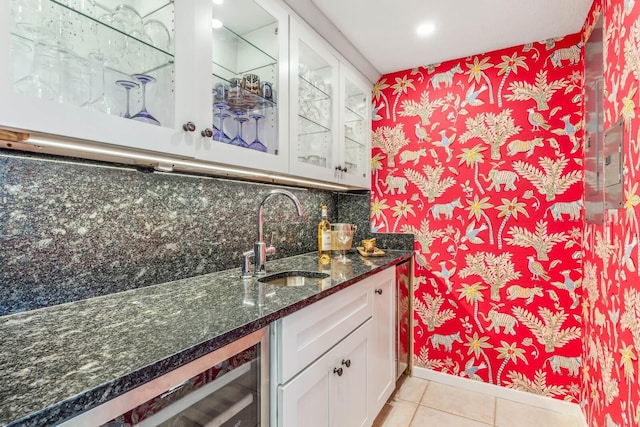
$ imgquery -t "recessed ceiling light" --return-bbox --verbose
[211,18,223,29]
[212,0,224,5]
[416,22,436,37]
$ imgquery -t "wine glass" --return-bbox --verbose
[11,0,58,100]
[83,52,117,114]
[115,79,139,118]
[144,19,171,51]
[10,35,32,85]
[248,114,267,152]
[229,110,248,147]
[213,106,231,143]
[110,4,143,33]
[336,230,353,263]
[130,74,161,126]
[13,43,59,101]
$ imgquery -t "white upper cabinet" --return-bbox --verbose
[1,0,371,188]
[193,0,290,174]
[1,0,201,157]
[339,64,372,188]
[288,17,340,183]
[289,16,371,188]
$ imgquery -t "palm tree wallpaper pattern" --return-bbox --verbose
[371,33,585,402]
[581,1,640,426]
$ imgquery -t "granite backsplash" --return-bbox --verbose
[0,149,412,316]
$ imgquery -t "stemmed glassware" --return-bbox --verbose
[213,103,231,142]
[332,224,356,263]
[130,74,160,125]
[12,0,58,100]
[336,230,353,263]
[115,79,139,118]
[84,52,117,114]
[14,44,59,101]
[248,113,267,152]
[230,110,248,147]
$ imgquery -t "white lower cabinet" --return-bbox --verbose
[277,320,371,427]
[273,267,396,427]
[369,268,396,417]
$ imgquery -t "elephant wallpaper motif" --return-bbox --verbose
[581,1,640,426]
[371,35,585,400]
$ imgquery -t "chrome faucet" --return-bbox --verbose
[241,189,303,278]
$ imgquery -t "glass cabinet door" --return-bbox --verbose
[3,0,186,154]
[289,18,339,182]
[9,0,175,125]
[195,0,289,173]
[340,66,371,187]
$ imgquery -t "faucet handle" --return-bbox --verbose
[266,232,277,257]
[241,250,254,279]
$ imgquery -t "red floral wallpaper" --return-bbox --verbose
[371,36,585,400]
[581,1,640,426]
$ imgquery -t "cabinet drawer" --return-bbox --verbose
[275,278,372,383]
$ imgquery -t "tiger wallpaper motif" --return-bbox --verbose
[581,1,640,426]
[371,34,585,401]
[372,0,640,424]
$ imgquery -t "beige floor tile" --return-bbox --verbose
[410,406,491,427]
[381,399,419,427]
[495,398,578,427]
[420,381,495,425]
[394,376,429,403]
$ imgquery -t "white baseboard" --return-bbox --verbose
[413,367,588,424]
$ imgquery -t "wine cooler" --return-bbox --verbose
[59,328,269,427]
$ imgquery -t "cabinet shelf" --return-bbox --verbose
[298,75,331,102]
[16,0,177,77]
[345,135,366,149]
[298,114,330,136]
[212,25,277,80]
[89,0,174,20]
[345,105,366,123]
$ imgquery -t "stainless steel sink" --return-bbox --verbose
[258,271,330,287]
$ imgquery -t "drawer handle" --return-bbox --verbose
[333,367,343,376]
[375,288,383,295]
[182,121,196,132]
[342,359,351,368]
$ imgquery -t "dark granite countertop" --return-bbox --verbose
[0,250,412,427]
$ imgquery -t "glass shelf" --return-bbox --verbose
[299,114,330,136]
[11,0,175,76]
[86,0,173,20]
[211,25,277,81]
[52,0,175,56]
[345,135,366,149]
[298,75,331,102]
[345,105,366,123]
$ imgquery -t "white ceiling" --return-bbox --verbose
[310,0,594,76]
